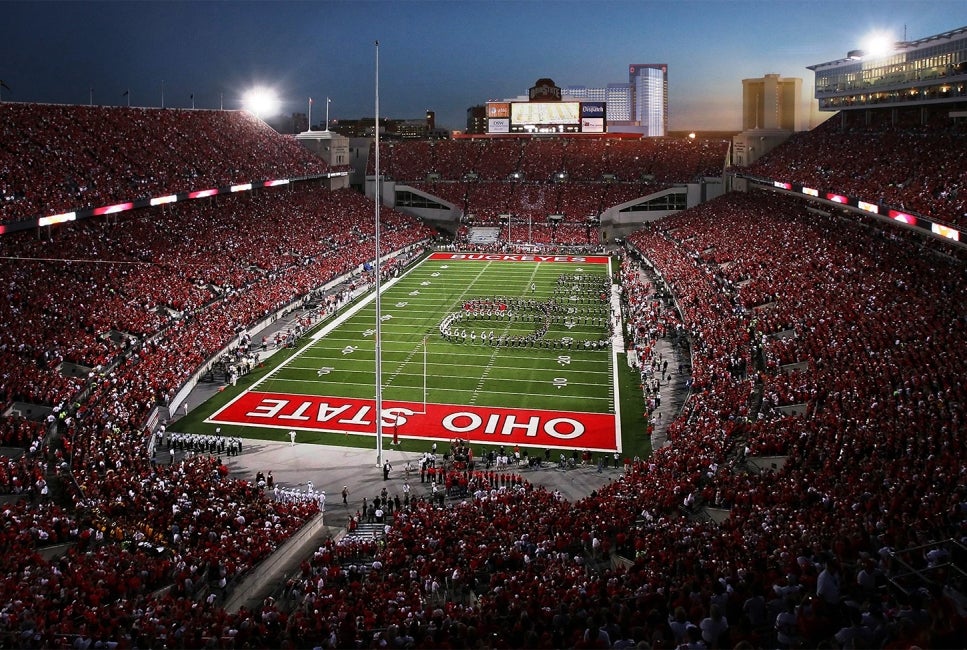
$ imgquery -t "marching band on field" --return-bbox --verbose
[438,275,613,349]
[158,429,244,457]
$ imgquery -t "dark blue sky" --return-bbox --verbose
[2,1,962,131]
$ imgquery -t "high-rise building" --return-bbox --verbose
[732,73,803,167]
[629,64,668,136]
[741,73,804,131]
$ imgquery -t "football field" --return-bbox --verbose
[209,252,622,452]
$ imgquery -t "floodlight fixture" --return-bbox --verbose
[861,31,895,59]
[242,87,281,119]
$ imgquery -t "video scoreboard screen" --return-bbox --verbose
[487,101,607,134]
[511,102,580,133]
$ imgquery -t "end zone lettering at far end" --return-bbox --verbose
[208,391,619,452]
[429,252,610,264]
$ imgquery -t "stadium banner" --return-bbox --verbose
[428,252,609,264]
[209,391,618,451]
[581,117,605,133]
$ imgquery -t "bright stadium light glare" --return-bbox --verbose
[242,87,281,119]
[861,31,895,58]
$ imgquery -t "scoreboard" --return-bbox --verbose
[511,102,580,133]
[487,101,606,134]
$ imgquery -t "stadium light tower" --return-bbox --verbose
[242,86,281,119]
[861,30,896,58]
[374,40,385,470]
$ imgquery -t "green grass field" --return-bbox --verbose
[203,252,651,457]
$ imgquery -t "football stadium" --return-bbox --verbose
[1,21,966,650]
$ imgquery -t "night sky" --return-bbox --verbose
[2,0,963,131]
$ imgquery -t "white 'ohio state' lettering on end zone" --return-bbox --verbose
[441,412,585,440]
[215,391,615,450]
[444,254,586,263]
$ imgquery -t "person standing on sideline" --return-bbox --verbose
[289,430,296,446]
[383,461,392,480]
[342,486,349,505]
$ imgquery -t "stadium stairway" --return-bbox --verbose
[222,511,331,614]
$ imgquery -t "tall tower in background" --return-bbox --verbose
[629,64,668,136]
[732,73,804,167]
[742,73,803,131]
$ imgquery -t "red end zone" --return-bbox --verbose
[429,252,610,264]
[210,391,618,452]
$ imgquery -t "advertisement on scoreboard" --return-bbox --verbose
[580,102,606,133]
[488,118,510,134]
[487,102,510,118]
[581,102,606,119]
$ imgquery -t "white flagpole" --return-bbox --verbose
[374,39,384,468]
[326,97,331,131]
[308,98,312,131]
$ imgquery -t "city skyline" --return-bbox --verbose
[1,0,963,132]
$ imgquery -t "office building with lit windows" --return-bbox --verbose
[561,83,634,122]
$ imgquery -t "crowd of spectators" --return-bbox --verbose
[741,106,967,229]
[0,101,964,648]
[371,136,728,185]
[0,182,435,416]
[380,136,728,249]
[433,179,678,248]
[0,103,329,225]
